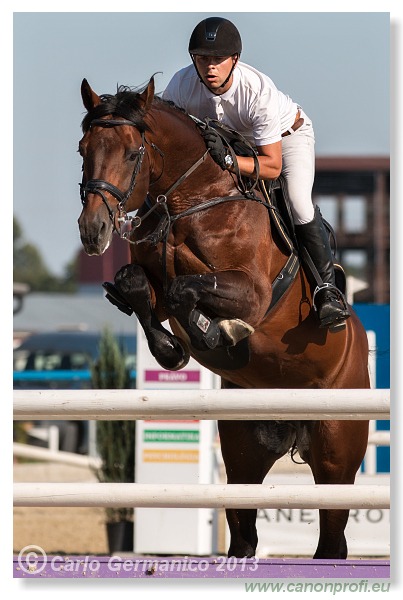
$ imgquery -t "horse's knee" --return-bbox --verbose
[166,276,203,315]
[114,263,151,300]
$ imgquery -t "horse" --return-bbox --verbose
[78,76,370,559]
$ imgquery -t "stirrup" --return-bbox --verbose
[312,283,348,311]
[312,283,350,328]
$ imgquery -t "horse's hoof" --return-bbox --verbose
[151,332,190,371]
[218,318,254,346]
[228,544,256,559]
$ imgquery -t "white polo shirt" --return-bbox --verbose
[162,61,299,147]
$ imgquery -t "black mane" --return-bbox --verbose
[81,83,198,134]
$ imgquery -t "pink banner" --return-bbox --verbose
[145,370,200,383]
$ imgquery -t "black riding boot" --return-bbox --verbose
[295,207,350,328]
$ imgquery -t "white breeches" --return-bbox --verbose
[281,109,316,225]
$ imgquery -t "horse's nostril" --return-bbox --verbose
[99,221,108,237]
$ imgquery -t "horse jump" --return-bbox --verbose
[13,389,390,512]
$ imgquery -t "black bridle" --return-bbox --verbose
[79,115,215,243]
[79,118,146,234]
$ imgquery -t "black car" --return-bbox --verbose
[13,330,136,453]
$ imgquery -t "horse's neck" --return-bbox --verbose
[148,109,235,211]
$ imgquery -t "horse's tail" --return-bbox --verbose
[290,440,306,465]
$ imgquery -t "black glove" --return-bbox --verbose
[201,128,227,170]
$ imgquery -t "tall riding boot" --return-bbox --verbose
[295,207,350,328]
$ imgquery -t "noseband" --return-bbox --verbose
[79,118,146,233]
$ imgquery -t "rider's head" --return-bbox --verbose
[188,17,242,94]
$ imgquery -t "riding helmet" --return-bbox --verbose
[188,17,242,57]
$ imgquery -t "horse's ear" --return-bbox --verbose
[81,78,101,112]
[139,76,155,112]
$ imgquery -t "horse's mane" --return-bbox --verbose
[81,83,197,134]
[81,85,150,133]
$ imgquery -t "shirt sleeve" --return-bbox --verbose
[162,71,183,108]
[249,89,282,146]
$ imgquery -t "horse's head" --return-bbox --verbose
[78,78,154,256]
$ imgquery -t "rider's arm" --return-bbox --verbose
[231,141,282,181]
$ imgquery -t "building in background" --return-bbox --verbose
[77,235,131,295]
[314,156,389,304]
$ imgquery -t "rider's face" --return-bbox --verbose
[193,55,237,93]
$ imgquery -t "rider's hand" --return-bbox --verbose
[201,129,227,170]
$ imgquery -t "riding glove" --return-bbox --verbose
[201,129,227,170]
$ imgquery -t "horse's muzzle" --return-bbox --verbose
[78,210,113,256]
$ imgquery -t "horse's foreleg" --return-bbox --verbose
[300,420,369,559]
[167,270,262,322]
[113,264,189,371]
[166,271,261,350]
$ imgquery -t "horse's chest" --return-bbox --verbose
[169,241,217,276]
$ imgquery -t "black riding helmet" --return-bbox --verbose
[189,17,242,92]
[188,17,242,57]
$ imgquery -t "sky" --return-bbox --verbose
[10,9,392,277]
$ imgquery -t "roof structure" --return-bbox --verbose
[13,292,138,336]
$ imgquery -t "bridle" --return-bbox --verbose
[79,118,147,235]
[79,115,214,242]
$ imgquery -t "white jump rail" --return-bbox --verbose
[13,388,390,511]
[13,482,390,509]
[13,442,102,469]
[13,388,390,421]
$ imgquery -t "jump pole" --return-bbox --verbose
[13,482,390,509]
[13,388,390,421]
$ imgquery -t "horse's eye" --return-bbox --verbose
[127,150,139,162]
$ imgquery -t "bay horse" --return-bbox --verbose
[78,77,370,559]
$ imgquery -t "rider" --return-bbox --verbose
[162,16,350,328]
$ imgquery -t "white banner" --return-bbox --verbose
[135,324,218,555]
[225,473,390,557]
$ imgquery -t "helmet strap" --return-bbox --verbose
[217,55,239,90]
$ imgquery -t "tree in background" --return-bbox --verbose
[13,215,77,292]
[91,327,135,524]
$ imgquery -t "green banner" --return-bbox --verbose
[143,429,199,443]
